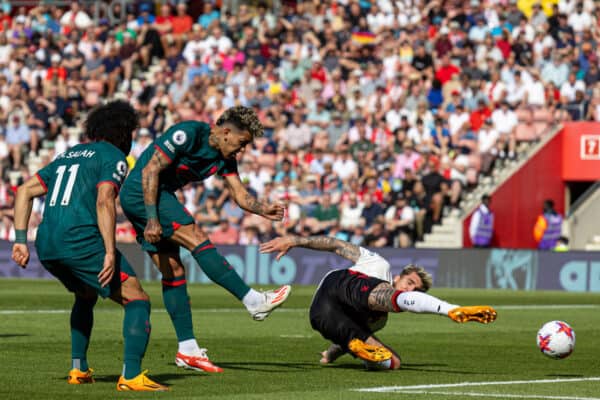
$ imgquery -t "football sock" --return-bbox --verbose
[162,276,195,342]
[241,289,264,308]
[122,300,151,380]
[178,338,202,355]
[71,296,97,372]
[191,240,250,300]
[394,291,457,315]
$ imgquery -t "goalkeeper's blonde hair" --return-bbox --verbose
[400,264,432,292]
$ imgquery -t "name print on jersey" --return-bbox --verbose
[57,150,96,159]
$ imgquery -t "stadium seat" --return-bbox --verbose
[534,122,549,137]
[533,108,553,123]
[516,108,532,122]
[514,123,538,141]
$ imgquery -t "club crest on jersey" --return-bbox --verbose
[173,130,187,145]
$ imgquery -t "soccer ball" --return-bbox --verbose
[536,321,575,359]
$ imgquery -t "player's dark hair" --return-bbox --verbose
[216,106,264,139]
[84,100,138,155]
[401,264,432,292]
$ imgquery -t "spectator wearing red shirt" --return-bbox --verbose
[0,9,11,32]
[435,55,460,85]
[46,54,67,81]
[171,3,192,51]
[210,219,240,245]
[469,99,491,132]
[434,26,453,57]
[310,60,327,83]
[496,31,512,59]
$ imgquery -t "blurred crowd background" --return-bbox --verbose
[0,0,597,248]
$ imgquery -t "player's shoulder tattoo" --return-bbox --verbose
[368,282,397,312]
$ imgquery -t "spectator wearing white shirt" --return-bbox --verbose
[485,70,507,105]
[448,103,470,137]
[524,70,546,107]
[384,193,415,248]
[491,101,518,136]
[560,72,586,102]
[333,151,358,181]
[468,17,489,43]
[511,17,535,43]
[477,119,500,173]
[60,3,93,31]
[568,3,593,33]
[506,70,528,107]
[205,28,233,54]
[182,26,208,65]
[339,194,364,231]
[366,3,393,33]
[541,55,570,87]
[385,100,410,131]
[278,110,312,150]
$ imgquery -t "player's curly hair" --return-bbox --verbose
[401,264,433,292]
[84,100,138,155]
[216,106,264,138]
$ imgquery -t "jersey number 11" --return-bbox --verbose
[49,164,80,207]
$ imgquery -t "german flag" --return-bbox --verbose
[351,31,376,45]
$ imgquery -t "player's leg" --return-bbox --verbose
[320,343,345,364]
[149,249,222,373]
[40,259,97,384]
[70,288,98,380]
[170,222,290,321]
[362,336,401,370]
[108,254,168,391]
[309,279,390,364]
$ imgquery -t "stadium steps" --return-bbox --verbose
[584,236,600,251]
[417,125,561,248]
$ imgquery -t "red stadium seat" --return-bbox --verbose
[514,123,538,141]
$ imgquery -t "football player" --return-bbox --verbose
[119,106,290,373]
[12,101,167,390]
[260,235,497,369]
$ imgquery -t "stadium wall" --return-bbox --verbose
[463,127,566,249]
[2,242,600,292]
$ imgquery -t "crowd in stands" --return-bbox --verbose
[0,0,598,248]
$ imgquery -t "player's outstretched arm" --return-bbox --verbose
[12,175,48,267]
[367,283,496,323]
[141,150,172,243]
[224,174,284,221]
[260,235,361,262]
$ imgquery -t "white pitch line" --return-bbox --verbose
[398,390,600,400]
[279,334,313,339]
[355,377,600,393]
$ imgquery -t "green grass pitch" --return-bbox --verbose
[1,279,600,399]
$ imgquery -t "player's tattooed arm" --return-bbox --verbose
[260,235,361,262]
[367,282,398,312]
[224,174,284,220]
[141,150,171,217]
[292,236,362,262]
[241,192,268,215]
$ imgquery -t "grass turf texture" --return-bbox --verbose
[1,279,600,399]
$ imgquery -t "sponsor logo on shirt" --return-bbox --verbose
[164,140,175,153]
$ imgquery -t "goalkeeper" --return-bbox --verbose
[260,235,497,370]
